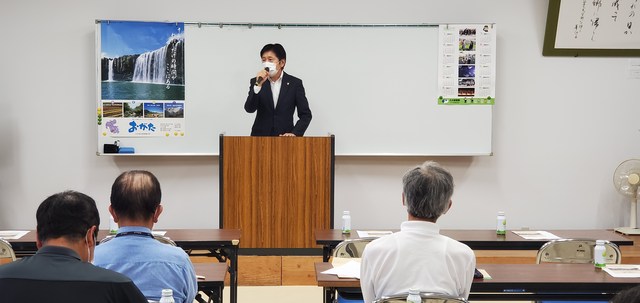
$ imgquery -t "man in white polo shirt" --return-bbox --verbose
[360,161,476,303]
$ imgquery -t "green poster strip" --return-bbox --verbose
[438,96,494,105]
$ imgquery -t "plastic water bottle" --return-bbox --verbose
[594,240,606,268]
[406,288,421,303]
[159,289,175,303]
[109,215,118,235]
[342,211,351,234]
[496,211,506,235]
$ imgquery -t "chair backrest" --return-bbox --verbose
[153,235,177,246]
[98,234,176,246]
[333,239,373,258]
[373,292,468,303]
[536,239,621,264]
[99,235,115,245]
[0,238,17,264]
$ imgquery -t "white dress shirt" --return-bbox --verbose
[360,221,476,303]
[253,71,283,108]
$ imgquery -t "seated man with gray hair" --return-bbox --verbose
[360,161,476,303]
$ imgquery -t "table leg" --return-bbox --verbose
[229,245,238,303]
[216,286,223,303]
[323,245,331,262]
[206,244,238,303]
[323,286,336,303]
[193,277,223,303]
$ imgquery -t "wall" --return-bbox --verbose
[0,0,638,232]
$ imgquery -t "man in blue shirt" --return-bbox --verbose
[94,170,197,303]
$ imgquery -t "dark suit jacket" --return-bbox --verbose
[244,72,312,136]
[0,246,147,303]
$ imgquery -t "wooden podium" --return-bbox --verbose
[219,135,334,249]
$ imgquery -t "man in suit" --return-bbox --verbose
[244,43,312,136]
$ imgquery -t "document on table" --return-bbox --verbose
[0,230,29,240]
[356,230,392,238]
[476,268,492,279]
[332,257,361,267]
[322,260,361,279]
[511,230,560,240]
[604,265,640,278]
[151,230,167,236]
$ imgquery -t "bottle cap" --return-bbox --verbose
[408,288,419,294]
[161,289,173,297]
[596,240,605,245]
[498,211,505,215]
[343,210,350,215]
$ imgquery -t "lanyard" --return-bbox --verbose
[115,231,154,239]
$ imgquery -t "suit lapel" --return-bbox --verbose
[275,72,290,111]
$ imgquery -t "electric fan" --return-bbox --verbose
[613,159,640,235]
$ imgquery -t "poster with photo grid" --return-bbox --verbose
[438,24,496,105]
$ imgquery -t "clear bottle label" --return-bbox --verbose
[594,244,606,268]
[496,215,506,235]
[342,216,351,234]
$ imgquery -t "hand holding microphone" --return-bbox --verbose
[255,67,269,87]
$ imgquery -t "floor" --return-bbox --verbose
[221,286,322,303]
[216,286,513,303]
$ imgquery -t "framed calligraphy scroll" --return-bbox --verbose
[543,0,640,56]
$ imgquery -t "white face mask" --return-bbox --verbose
[86,233,96,263]
[86,239,93,263]
[262,61,278,77]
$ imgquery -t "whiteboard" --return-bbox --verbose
[96,23,493,156]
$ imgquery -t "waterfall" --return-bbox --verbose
[132,45,168,84]
[108,59,114,81]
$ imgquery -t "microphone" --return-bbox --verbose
[255,67,269,86]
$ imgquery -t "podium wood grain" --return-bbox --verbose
[222,136,332,248]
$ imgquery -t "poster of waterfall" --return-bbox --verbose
[98,21,185,138]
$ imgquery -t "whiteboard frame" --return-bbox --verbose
[96,21,494,156]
